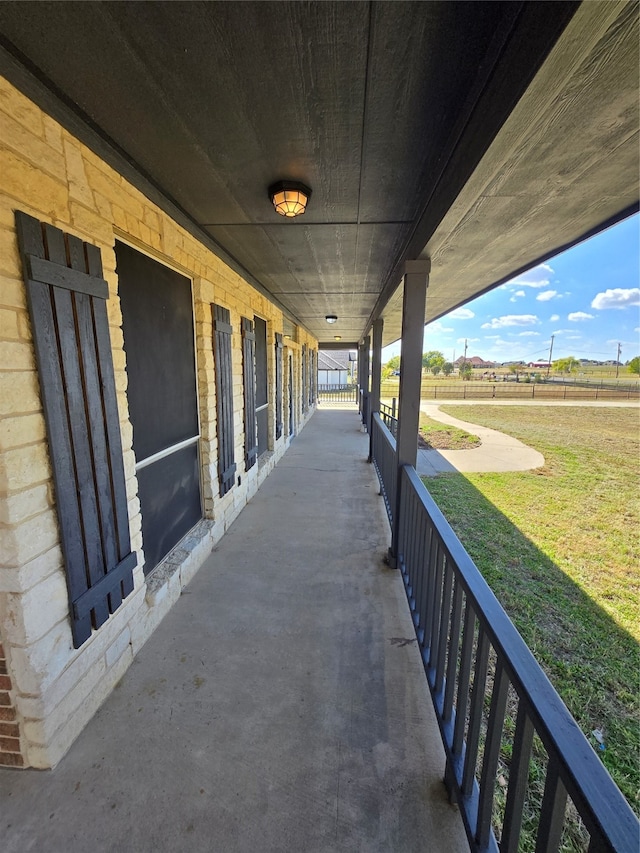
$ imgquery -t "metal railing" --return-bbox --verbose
[370,437,638,851]
[360,389,370,431]
[317,383,358,403]
[378,382,640,401]
[370,413,396,524]
[379,401,398,437]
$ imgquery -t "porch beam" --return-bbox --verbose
[389,258,430,565]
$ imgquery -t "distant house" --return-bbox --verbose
[528,361,551,369]
[317,350,355,386]
[455,355,496,369]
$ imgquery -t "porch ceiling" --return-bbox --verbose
[0,1,637,348]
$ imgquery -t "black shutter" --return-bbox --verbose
[15,211,136,649]
[241,317,258,469]
[275,333,283,440]
[212,304,236,496]
[302,344,308,414]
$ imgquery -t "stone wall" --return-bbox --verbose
[0,76,317,768]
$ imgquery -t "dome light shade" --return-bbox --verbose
[268,181,311,217]
[325,314,338,324]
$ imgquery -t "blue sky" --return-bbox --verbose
[383,212,640,365]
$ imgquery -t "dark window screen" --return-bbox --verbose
[116,242,198,461]
[254,315,268,407]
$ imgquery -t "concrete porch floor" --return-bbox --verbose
[1,408,467,853]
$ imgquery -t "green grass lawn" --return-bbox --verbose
[421,405,640,829]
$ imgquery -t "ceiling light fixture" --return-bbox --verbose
[325,314,338,324]
[334,335,342,341]
[268,180,311,218]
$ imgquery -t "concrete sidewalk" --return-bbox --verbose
[417,403,544,476]
[0,409,467,853]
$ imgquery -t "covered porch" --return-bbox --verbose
[0,2,637,851]
[1,406,468,853]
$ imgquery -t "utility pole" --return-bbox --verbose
[463,338,468,364]
[547,335,554,376]
[616,342,621,379]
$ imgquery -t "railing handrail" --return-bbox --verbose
[398,465,638,849]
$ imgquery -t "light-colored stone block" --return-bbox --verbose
[0,273,27,310]
[3,567,68,645]
[0,370,42,419]
[105,625,131,669]
[0,483,50,525]
[0,81,44,138]
[0,148,69,223]
[0,413,45,452]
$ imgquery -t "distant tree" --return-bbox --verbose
[382,354,401,380]
[553,356,580,375]
[459,361,473,381]
[386,355,401,371]
[628,356,640,375]
[442,362,454,376]
[422,350,445,372]
[431,363,441,376]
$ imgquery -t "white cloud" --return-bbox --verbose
[509,290,526,302]
[518,331,540,337]
[503,262,554,289]
[481,314,540,329]
[566,335,582,340]
[550,314,560,322]
[426,321,454,333]
[552,329,572,335]
[591,288,640,310]
[448,307,475,320]
[568,311,594,322]
[536,290,557,302]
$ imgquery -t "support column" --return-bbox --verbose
[368,318,383,461]
[360,335,370,429]
[389,259,430,565]
[357,342,365,414]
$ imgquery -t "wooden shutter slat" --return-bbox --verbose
[87,244,134,605]
[214,318,232,336]
[93,295,134,600]
[76,292,122,609]
[16,211,136,647]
